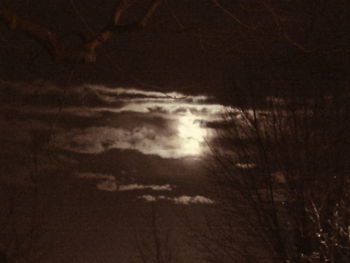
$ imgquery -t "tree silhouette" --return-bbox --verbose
[201,84,350,262]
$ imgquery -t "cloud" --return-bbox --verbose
[97,180,118,192]
[0,118,53,146]
[1,82,229,116]
[235,163,256,169]
[52,124,206,158]
[138,195,215,205]
[0,82,119,107]
[3,82,231,159]
[96,102,228,116]
[118,184,172,191]
[75,172,118,191]
[85,86,204,102]
[75,172,115,181]
[75,173,173,192]
[172,195,215,205]
[138,195,157,202]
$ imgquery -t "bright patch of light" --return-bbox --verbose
[177,111,207,156]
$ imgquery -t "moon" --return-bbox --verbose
[177,111,207,156]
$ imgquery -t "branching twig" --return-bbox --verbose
[0,0,163,63]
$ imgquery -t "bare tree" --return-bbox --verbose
[192,0,350,54]
[132,203,175,263]
[199,84,350,263]
[0,149,50,263]
[2,0,348,65]
[1,1,349,262]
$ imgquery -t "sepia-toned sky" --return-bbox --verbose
[1,0,348,92]
[1,1,349,262]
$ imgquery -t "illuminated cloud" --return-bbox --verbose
[52,122,208,158]
[137,195,215,205]
[138,195,157,202]
[86,86,185,99]
[76,172,115,181]
[3,83,231,159]
[118,184,172,191]
[95,102,228,116]
[75,173,173,192]
[172,195,215,205]
[3,82,217,109]
[75,172,118,191]
[235,163,256,169]
[97,180,118,192]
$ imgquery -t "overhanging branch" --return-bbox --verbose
[0,0,162,63]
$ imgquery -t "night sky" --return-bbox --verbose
[1,1,350,262]
[1,1,348,91]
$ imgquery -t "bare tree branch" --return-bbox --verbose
[261,0,316,53]
[0,9,61,59]
[0,0,163,63]
[211,0,256,30]
[139,0,162,27]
